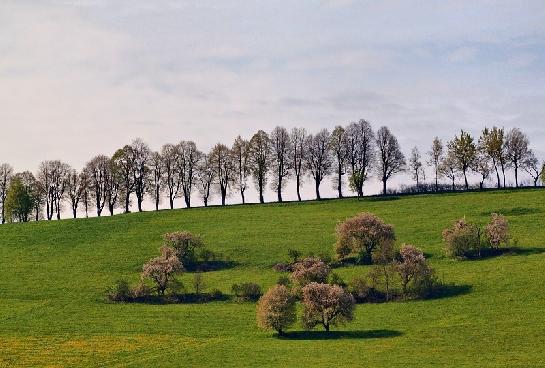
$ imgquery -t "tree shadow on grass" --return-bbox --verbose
[425,284,472,300]
[280,329,403,340]
[479,207,542,216]
[465,247,545,261]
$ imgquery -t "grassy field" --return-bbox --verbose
[0,189,544,367]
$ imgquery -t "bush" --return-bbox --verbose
[163,231,203,266]
[131,281,152,299]
[272,262,292,272]
[290,257,331,287]
[485,213,509,249]
[301,282,355,332]
[276,276,291,287]
[287,248,301,263]
[328,272,347,288]
[442,218,482,258]
[395,244,434,297]
[334,212,395,264]
[232,282,262,301]
[349,277,372,303]
[256,285,297,336]
[106,279,132,302]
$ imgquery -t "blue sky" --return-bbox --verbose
[1,0,544,202]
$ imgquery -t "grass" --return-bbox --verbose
[0,188,544,367]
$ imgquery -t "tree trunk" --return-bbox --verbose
[169,195,174,210]
[315,179,321,200]
[337,170,343,198]
[514,164,519,187]
[277,176,283,202]
[382,177,387,195]
[241,189,245,204]
[73,207,77,219]
[463,169,469,190]
[296,175,302,201]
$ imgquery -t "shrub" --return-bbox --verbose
[328,272,347,288]
[485,213,509,249]
[395,244,434,297]
[301,282,355,332]
[276,276,291,287]
[163,231,203,266]
[193,272,206,294]
[287,248,301,263]
[131,281,152,299]
[349,277,372,303]
[141,246,183,295]
[106,279,131,302]
[272,262,292,272]
[232,282,262,301]
[442,218,481,258]
[290,257,331,287]
[335,212,395,264]
[256,285,297,336]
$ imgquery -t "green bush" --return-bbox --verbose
[106,279,131,302]
[232,283,262,301]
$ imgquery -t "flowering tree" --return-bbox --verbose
[335,212,395,264]
[141,246,183,295]
[301,282,355,332]
[290,257,331,287]
[395,244,432,296]
[256,285,296,336]
[485,213,509,249]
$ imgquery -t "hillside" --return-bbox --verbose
[0,189,544,367]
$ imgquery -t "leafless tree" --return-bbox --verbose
[0,163,13,224]
[522,150,543,187]
[130,139,151,212]
[83,155,110,216]
[161,144,181,210]
[65,169,87,218]
[178,141,202,208]
[290,127,307,201]
[329,126,347,198]
[505,128,530,187]
[345,120,375,198]
[270,126,292,202]
[472,149,492,190]
[148,151,163,211]
[37,160,70,220]
[305,129,332,200]
[209,143,233,206]
[409,147,424,186]
[111,145,135,213]
[427,137,443,191]
[231,136,251,204]
[375,126,406,195]
[249,130,272,204]
[197,153,215,207]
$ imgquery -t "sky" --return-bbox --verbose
[1,0,544,207]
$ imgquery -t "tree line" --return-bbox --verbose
[0,122,543,223]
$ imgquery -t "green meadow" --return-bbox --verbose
[1,188,544,367]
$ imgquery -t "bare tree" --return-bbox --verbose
[270,126,292,202]
[345,120,375,198]
[161,144,181,210]
[37,160,70,220]
[0,163,13,224]
[105,158,121,216]
[329,126,347,198]
[290,127,307,201]
[427,137,443,191]
[448,130,477,190]
[65,169,87,218]
[178,141,202,208]
[438,150,458,191]
[209,143,233,206]
[249,130,272,204]
[131,139,151,212]
[505,128,530,187]
[148,151,163,211]
[83,155,110,216]
[409,147,424,186]
[522,150,543,187]
[376,126,406,195]
[231,136,251,204]
[111,145,135,213]
[305,129,332,200]
[197,153,215,207]
[479,127,507,188]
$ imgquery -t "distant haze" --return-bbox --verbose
[1,1,544,210]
